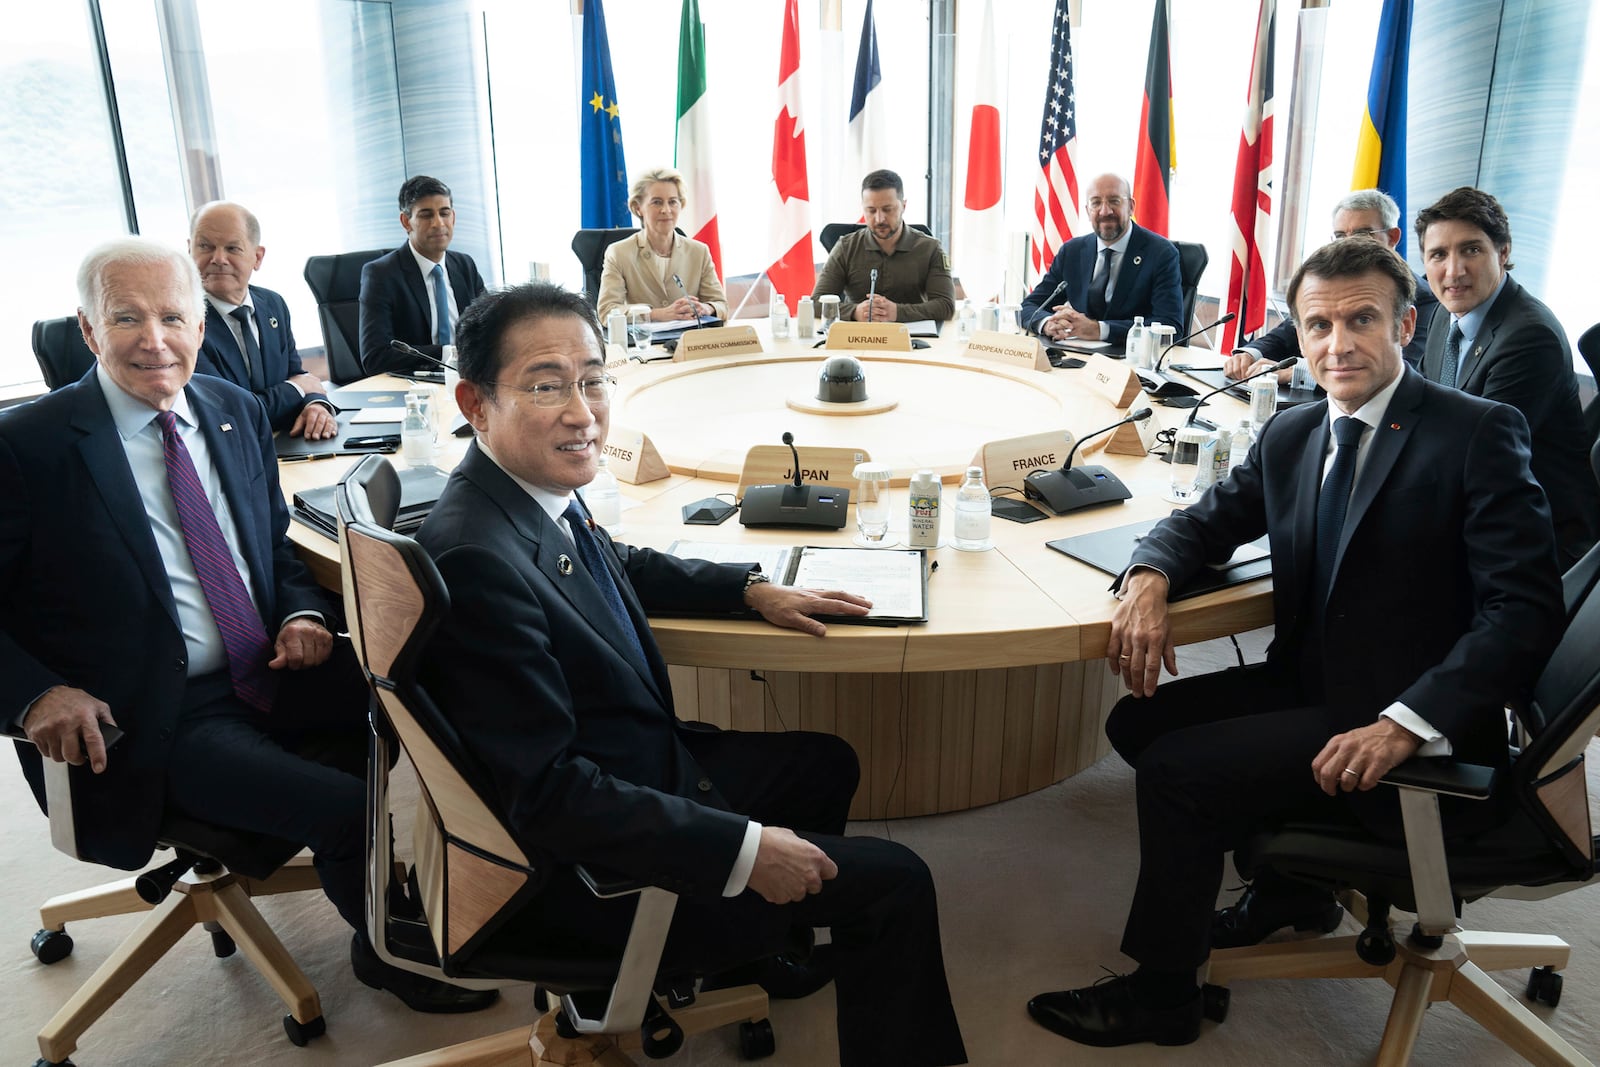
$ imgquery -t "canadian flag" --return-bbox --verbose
[766,0,813,313]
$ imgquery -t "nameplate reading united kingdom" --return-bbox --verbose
[1080,353,1143,410]
[824,322,912,352]
[962,330,1049,372]
[675,325,763,360]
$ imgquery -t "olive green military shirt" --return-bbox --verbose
[812,224,956,323]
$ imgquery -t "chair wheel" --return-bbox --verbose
[1356,926,1396,966]
[1201,982,1230,1022]
[31,928,74,965]
[210,929,237,958]
[739,1017,776,1059]
[283,1012,326,1046]
[1527,965,1564,1007]
[639,999,685,1059]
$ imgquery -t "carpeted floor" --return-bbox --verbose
[5,631,1597,1065]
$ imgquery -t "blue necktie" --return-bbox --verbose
[431,262,452,345]
[156,411,276,713]
[1087,248,1114,319]
[1313,416,1366,604]
[562,501,648,669]
[229,306,266,392]
[1439,322,1463,389]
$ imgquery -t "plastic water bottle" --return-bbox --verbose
[795,295,815,339]
[952,466,992,552]
[907,469,941,548]
[1228,420,1256,475]
[583,455,622,535]
[1127,316,1148,368]
[956,300,975,341]
[605,309,627,348]
[770,294,790,340]
[401,392,434,465]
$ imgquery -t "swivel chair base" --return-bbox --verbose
[1205,893,1587,1066]
[33,859,325,1065]
[377,985,771,1066]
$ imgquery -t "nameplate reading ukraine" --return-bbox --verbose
[962,330,1049,372]
[824,322,912,352]
[674,325,763,360]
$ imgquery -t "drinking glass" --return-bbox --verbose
[818,294,841,333]
[628,305,652,355]
[853,462,894,546]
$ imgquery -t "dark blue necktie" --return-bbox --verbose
[229,306,266,392]
[1313,416,1366,604]
[1439,322,1463,389]
[156,411,276,713]
[1087,247,1114,318]
[562,501,648,668]
[431,263,452,345]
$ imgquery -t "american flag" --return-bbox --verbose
[1031,0,1081,274]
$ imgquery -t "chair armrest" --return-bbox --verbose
[1380,756,1496,800]
[576,862,650,899]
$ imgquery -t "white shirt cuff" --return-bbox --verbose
[1097,321,1111,341]
[722,820,762,896]
[1380,702,1453,757]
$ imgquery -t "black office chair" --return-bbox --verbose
[570,227,640,308]
[304,249,389,385]
[1205,571,1600,1063]
[818,221,933,253]
[26,752,329,1064]
[1172,240,1209,334]
[32,317,97,391]
[1577,323,1599,443]
[335,455,773,1066]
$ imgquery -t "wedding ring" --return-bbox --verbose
[1341,768,1358,777]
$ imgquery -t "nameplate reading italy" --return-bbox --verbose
[962,330,1050,372]
[674,324,763,360]
[1081,353,1143,410]
[824,322,912,352]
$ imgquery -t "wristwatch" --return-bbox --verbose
[744,569,771,594]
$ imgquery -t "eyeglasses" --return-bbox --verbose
[1332,228,1382,241]
[494,375,617,408]
[1086,196,1127,212]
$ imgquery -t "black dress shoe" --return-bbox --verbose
[1027,974,1201,1048]
[701,943,837,1001]
[1211,884,1344,949]
[351,933,500,1013]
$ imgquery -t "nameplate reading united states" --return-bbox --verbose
[601,423,669,484]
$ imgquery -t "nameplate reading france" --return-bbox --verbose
[974,430,1074,492]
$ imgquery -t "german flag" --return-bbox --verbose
[1132,0,1175,236]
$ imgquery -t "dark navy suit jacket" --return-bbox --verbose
[196,285,327,432]
[358,245,485,376]
[1020,222,1184,345]
[0,370,327,870]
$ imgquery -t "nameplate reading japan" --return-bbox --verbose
[974,430,1075,492]
[1081,353,1143,409]
[824,322,912,352]
[674,324,763,360]
[962,330,1050,372]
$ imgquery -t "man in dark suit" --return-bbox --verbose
[1,238,493,1014]
[358,175,486,376]
[1020,171,1183,346]
[415,282,967,1066]
[189,200,337,439]
[1026,240,1563,1048]
[1225,189,1436,375]
[1415,186,1598,566]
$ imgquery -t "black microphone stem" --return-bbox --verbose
[1184,357,1298,427]
[1154,312,1238,374]
[782,431,803,487]
[1063,408,1153,470]
[389,339,454,372]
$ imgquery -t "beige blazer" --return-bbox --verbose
[597,232,728,321]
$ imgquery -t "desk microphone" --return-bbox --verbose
[1140,312,1238,402]
[389,339,454,375]
[1023,407,1153,514]
[866,268,879,323]
[738,431,851,529]
[1183,356,1297,430]
[1032,278,1071,335]
[671,273,701,324]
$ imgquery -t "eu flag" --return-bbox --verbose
[1352,0,1412,254]
[580,0,630,228]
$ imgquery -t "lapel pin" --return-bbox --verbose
[268,316,278,329]
[1389,422,1401,430]
[1133,255,1142,265]
[220,422,233,432]
[558,554,574,576]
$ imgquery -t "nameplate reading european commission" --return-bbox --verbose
[675,325,763,360]
[666,541,928,624]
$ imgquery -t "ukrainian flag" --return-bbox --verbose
[1352,0,1413,253]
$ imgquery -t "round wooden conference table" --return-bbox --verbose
[281,327,1272,821]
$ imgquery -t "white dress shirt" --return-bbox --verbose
[408,243,459,345]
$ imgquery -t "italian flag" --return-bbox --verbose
[675,0,722,280]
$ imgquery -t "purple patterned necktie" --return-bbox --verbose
[155,410,276,713]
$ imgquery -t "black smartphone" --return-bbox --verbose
[991,496,1048,524]
[343,435,400,451]
[100,723,126,750]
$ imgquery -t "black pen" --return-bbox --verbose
[282,453,338,463]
